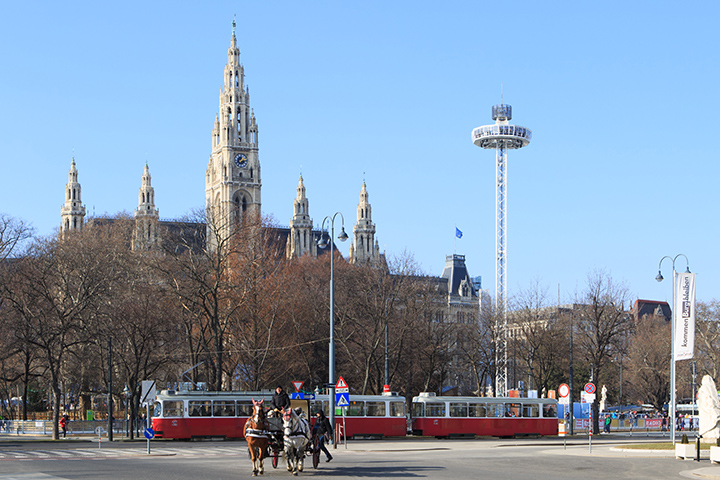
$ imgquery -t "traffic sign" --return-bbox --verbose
[335,376,349,392]
[144,427,155,440]
[292,381,304,392]
[584,382,596,394]
[558,383,570,398]
[141,380,156,404]
[336,392,349,407]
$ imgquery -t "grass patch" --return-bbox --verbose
[621,443,711,450]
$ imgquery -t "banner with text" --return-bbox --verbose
[674,272,696,361]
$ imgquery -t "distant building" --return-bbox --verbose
[631,299,671,323]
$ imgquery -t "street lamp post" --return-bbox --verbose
[318,212,348,443]
[656,254,690,445]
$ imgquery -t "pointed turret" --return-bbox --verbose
[350,181,380,265]
[133,163,160,250]
[60,157,86,233]
[287,175,315,258]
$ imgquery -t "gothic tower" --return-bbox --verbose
[287,175,316,258]
[60,157,86,233]
[205,20,261,247]
[133,163,160,251]
[349,181,380,265]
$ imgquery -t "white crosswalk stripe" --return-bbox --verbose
[0,446,249,460]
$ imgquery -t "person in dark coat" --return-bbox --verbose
[313,410,333,462]
[271,386,291,413]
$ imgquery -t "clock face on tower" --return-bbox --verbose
[234,153,248,168]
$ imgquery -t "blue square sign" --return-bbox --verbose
[336,392,349,407]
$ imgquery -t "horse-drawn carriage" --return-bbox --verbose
[245,398,321,476]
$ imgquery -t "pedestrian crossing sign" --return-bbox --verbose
[336,392,349,407]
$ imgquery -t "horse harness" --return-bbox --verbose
[246,413,269,438]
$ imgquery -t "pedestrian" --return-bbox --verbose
[313,410,333,463]
[604,414,611,433]
[59,414,68,438]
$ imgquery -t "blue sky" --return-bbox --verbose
[1,1,719,304]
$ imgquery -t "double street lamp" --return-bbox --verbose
[656,253,690,445]
[318,212,348,440]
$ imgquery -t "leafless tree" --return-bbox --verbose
[574,270,633,434]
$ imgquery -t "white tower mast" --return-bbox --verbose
[472,103,531,397]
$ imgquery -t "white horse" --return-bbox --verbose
[282,408,310,475]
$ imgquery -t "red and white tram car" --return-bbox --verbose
[151,390,407,440]
[312,393,407,438]
[411,392,558,438]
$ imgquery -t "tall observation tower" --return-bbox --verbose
[472,103,531,397]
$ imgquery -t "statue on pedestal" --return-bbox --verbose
[698,375,720,440]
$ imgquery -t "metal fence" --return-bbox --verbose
[0,419,145,437]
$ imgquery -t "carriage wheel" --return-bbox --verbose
[272,453,279,468]
[312,447,320,469]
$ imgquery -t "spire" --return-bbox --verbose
[296,174,306,199]
[288,174,313,259]
[133,163,159,251]
[60,157,86,233]
[351,180,379,265]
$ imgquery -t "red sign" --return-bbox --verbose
[292,381,304,393]
[383,384,390,393]
[584,383,596,394]
[558,383,569,398]
[335,376,349,392]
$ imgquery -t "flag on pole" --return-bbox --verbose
[674,272,696,361]
[455,227,463,239]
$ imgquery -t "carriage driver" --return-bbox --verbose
[271,386,291,413]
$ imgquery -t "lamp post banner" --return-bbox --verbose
[674,272,696,361]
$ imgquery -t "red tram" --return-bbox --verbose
[411,392,558,438]
[151,390,407,440]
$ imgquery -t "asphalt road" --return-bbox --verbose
[1,436,719,480]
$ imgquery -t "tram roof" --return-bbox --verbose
[412,394,557,405]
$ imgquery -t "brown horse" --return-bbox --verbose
[245,399,269,476]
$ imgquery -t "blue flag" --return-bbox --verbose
[455,227,463,239]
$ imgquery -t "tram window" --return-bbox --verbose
[189,400,212,417]
[411,402,424,417]
[366,402,386,416]
[488,404,505,417]
[237,402,253,416]
[543,404,557,418]
[347,401,365,416]
[310,401,329,417]
[524,404,539,418]
[450,403,468,417]
[163,400,183,417]
[506,403,521,417]
[214,401,236,417]
[390,401,405,417]
[469,404,487,417]
[425,403,445,417]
